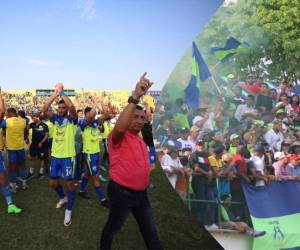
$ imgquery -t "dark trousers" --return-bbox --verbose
[100,180,163,250]
[191,178,216,225]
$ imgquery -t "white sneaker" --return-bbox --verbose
[64,209,72,227]
[55,197,68,209]
[205,224,219,230]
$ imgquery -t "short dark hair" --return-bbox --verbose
[77,109,83,113]
[84,107,92,115]
[58,100,65,105]
[18,110,26,118]
[7,108,17,114]
[136,105,144,111]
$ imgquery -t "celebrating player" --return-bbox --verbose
[78,96,108,207]
[41,83,78,226]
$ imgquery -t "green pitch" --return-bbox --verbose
[0,163,221,250]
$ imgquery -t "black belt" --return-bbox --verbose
[110,180,146,193]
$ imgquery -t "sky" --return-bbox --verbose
[0,0,223,90]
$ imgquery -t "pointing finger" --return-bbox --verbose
[139,72,147,81]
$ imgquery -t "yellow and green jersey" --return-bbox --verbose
[51,114,77,158]
[1,117,26,150]
[79,119,101,154]
[102,121,112,140]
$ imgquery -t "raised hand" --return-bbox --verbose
[53,88,60,98]
[90,94,97,105]
[55,82,64,94]
[133,72,153,100]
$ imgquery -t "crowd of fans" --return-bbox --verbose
[1,90,155,117]
[154,76,300,233]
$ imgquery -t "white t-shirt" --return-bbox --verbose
[177,138,196,152]
[192,112,214,131]
[161,154,182,189]
[264,129,284,152]
[250,155,265,187]
[234,104,257,121]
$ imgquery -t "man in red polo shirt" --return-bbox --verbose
[100,73,163,250]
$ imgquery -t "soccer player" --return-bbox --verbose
[78,96,108,207]
[41,83,78,226]
[0,92,22,213]
[1,106,28,192]
[28,112,49,178]
[100,73,162,249]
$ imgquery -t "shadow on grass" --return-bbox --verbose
[0,164,222,250]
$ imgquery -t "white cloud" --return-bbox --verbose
[25,58,62,67]
[224,0,238,6]
[76,0,97,20]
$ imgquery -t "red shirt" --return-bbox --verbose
[232,154,247,189]
[242,83,262,95]
[108,130,150,191]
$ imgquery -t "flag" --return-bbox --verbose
[184,42,211,109]
[242,181,300,250]
[210,37,249,62]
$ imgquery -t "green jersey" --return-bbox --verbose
[51,114,77,158]
[80,119,101,154]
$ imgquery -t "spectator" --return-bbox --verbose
[220,194,266,237]
[264,120,284,152]
[190,140,217,229]
[273,152,297,181]
[177,128,195,152]
[161,147,183,189]
[249,145,271,187]
[256,83,273,113]
[235,95,257,121]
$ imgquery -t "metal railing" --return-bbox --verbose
[180,172,251,228]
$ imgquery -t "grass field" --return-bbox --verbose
[0,162,222,250]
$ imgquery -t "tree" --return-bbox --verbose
[254,0,300,82]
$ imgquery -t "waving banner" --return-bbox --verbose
[242,181,300,250]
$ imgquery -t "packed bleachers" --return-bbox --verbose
[2,90,156,115]
[154,76,300,232]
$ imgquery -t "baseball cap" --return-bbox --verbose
[274,152,286,161]
[291,141,300,148]
[290,154,300,161]
[230,134,240,141]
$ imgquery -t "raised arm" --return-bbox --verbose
[41,88,60,119]
[85,95,97,123]
[112,72,153,144]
